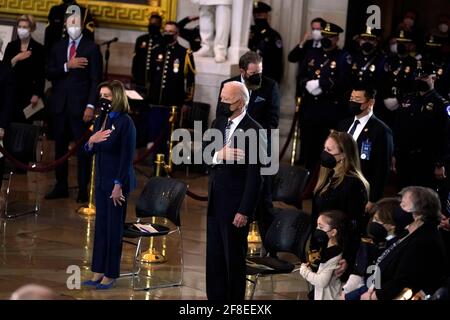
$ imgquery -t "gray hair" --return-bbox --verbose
[399,186,441,225]
[225,81,250,107]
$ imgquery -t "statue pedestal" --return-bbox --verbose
[193,56,239,124]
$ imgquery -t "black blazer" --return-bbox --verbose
[376,222,448,300]
[3,38,45,105]
[216,76,280,131]
[0,62,15,129]
[338,115,393,202]
[207,114,264,220]
[46,36,102,117]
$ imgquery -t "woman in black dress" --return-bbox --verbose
[3,14,45,124]
[312,130,370,276]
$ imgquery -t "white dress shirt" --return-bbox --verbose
[348,111,373,141]
[212,110,247,164]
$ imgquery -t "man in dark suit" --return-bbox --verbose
[0,61,15,191]
[338,84,393,212]
[206,81,264,300]
[45,6,102,202]
[216,51,279,250]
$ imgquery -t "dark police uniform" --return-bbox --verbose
[248,2,283,83]
[131,32,163,93]
[44,0,95,57]
[298,22,352,172]
[143,41,196,148]
[394,88,449,189]
[378,30,417,128]
[350,27,386,87]
[420,35,450,99]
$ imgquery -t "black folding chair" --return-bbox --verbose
[122,176,187,290]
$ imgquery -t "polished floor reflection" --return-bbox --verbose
[0,154,309,300]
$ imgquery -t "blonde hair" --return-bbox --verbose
[17,14,36,32]
[314,130,369,196]
[98,80,131,113]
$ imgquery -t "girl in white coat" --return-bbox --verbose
[300,211,346,300]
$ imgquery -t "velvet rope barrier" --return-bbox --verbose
[0,129,91,173]
[279,108,300,160]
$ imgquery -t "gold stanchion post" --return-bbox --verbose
[290,97,302,166]
[247,221,261,243]
[77,156,96,215]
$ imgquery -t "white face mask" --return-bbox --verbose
[390,43,397,54]
[67,26,82,40]
[438,23,449,33]
[17,27,30,40]
[311,29,323,41]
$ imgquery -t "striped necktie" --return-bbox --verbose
[224,120,233,147]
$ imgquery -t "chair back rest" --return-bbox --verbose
[135,177,187,226]
[272,165,309,206]
[4,123,41,162]
[265,210,311,261]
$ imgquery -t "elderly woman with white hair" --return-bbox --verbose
[361,186,448,300]
[206,81,265,300]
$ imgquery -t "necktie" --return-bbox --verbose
[224,120,233,147]
[348,119,360,137]
[69,41,76,60]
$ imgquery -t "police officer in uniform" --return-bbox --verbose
[298,22,352,173]
[143,21,196,154]
[248,2,283,83]
[350,26,386,87]
[420,34,450,99]
[393,61,449,189]
[378,30,417,128]
[44,0,94,57]
[131,14,163,94]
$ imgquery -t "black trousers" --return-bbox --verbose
[206,214,250,300]
[53,111,91,192]
[91,187,127,279]
[256,175,274,250]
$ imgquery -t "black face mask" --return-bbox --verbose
[367,222,388,243]
[397,42,407,55]
[321,37,332,49]
[313,229,329,247]
[393,205,414,234]
[349,101,364,116]
[163,34,175,45]
[412,79,430,92]
[148,24,160,35]
[361,41,375,54]
[220,102,233,118]
[245,73,262,90]
[254,18,269,29]
[320,150,337,169]
[98,98,112,113]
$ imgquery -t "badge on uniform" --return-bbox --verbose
[426,103,434,111]
[369,64,376,72]
[157,54,164,62]
[330,61,337,69]
[140,42,147,48]
[404,66,411,74]
[361,139,372,161]
[173,59,180,73]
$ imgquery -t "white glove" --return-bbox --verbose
[384,98,400,111]
[306,80,322,96]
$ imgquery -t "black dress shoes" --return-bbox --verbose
[44,187,69,200]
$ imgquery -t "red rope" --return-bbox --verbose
[0,129,91,173]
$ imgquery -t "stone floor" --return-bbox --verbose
[0,141,310,300]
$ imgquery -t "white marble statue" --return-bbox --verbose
[191,0,232,63]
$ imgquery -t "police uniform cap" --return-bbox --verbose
[425,34,443,47]
[321,22,344,36]
[396,29,413,42]
[253,1,272,14]
[360,26,382,39]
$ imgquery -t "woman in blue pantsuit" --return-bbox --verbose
[82,80,136,290]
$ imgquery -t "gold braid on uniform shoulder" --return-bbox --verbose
[86,21,95,33]
[184,49,197,76]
